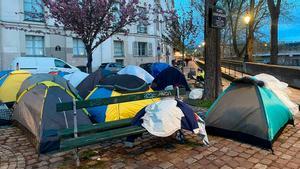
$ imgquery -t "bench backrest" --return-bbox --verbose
[56,88,186,112]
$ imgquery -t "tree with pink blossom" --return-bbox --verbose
[42,0,148,73]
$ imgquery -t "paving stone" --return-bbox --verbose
[220,165,232,169]
[158,162,173,169]
[184,157,197,164]
[254,163,267,169]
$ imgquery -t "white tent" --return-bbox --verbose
[117,65,154,84]
[63,70,89,87]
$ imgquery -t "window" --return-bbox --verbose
[26,35,44,56]
[138,42,147,56]
[73,38,86,56]
[115,59,124,65]
[133,42,153,57]
[137,22,147,34]
[156,15,160,31]
[24,0,44,21]
[114,41,124,57]
[112,2,121,24]
[54,59,71,68]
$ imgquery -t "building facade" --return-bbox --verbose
[0,0,174,71]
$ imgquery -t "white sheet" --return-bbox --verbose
[255,73,298,115]
[141,99,184,137]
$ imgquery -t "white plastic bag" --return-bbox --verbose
[189,88,204,99]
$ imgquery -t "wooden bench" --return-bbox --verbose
[56,87,186,165]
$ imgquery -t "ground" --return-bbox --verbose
[1,117,300,169]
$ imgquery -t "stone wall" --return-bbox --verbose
[245,62,300,89]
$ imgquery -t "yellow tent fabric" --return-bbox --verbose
[105,89,159,122]
[0,70,31,103]
[105,89,160,122]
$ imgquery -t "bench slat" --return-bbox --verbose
[60,126,146,151]
[58,118,133,139]
[57,88,186,112]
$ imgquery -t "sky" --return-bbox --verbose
[175,0,300,43]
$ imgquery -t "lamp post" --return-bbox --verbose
[244,14,251,62]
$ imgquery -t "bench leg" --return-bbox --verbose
[74,148,80,166]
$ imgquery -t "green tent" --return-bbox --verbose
[205,77,294,150]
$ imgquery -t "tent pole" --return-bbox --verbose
[73,99,80,166]
[176,87,180,99]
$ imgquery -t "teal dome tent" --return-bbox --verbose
[205,77,294,150]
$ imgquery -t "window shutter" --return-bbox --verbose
[133,41,138,56]
[148,43,153,57]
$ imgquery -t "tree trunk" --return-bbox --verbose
[203,0,222,101]
[182,48,185,72]
[86,48,93,74]
[270,17,279,64]
[247,0,255,62]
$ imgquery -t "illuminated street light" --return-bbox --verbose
[202,42,206,46]
[244,13,251,62]
[244,15,251,25]
[264,43,268,47]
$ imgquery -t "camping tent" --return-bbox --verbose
[151,67,190,91]
[0,70,31,103]
[151,63,170,78]
[99,74,149,93]
[205,77,294,149]
[13,81,91,153]
[77,69,113,98]
[117,65,154,84]
[63,70,89,87]
[86,87,159,123]
[17,73,78,99]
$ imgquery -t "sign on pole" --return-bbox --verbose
[210,7,226,29]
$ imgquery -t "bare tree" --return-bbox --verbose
[163,8,198,72]
[267,0,281,64]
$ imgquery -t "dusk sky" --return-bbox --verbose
[175,0,300,43]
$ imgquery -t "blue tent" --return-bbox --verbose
[151,63,170,78]
[0,70,12,82]
[151,67,190,91]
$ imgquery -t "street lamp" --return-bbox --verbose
[244,14,251,62]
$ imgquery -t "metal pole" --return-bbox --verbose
[175,86,180,100]
[73,99,80,166]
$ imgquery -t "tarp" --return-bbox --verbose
[77,69,114,98]
[117,65,154,84]
[99,74,149,93]
[13,81,91,153]
[86,87,159,122]
[151,63,170,78]
[0,70,31,103]
[206,77,294,149]
[151,67,190,91]
[63,70,89,87]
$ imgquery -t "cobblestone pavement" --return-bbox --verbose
[1,115,300,169]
